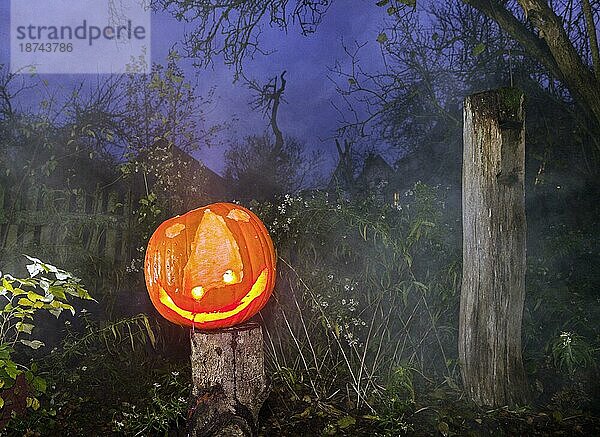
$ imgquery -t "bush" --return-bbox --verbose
[0,255,93,427]
[254,183,461,414]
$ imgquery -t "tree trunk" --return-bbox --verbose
[465,0,600,128]
[187,322,268,437]
[459,88,529,407]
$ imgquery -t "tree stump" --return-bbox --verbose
[459,88,529,407]
[187,322,268,437]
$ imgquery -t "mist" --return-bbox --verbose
[0,0,598,435]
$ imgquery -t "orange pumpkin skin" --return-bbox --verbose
[144,203,276,330]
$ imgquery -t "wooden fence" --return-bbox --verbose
[0,182,133,275]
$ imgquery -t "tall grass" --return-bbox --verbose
[256,184,461,411]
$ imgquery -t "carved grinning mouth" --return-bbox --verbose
[158,269,268,324]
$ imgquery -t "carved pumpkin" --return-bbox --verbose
[144,203,276,330]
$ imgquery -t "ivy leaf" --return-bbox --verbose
[11,287,26,296]
[39,279,50,293]
[376,32,388,44]
[26,396,40,410]
[376,0,389,6]
[20,340,44,350]
[16,322,34,334]
[40,293,54,304]
[48,286,66,300]
[24,257,44,277]
[17,298,34,307]
[32,376,47,394]
[337,415,356,429]
[27,291,43,302]
[1,278,13,293]
[399,0,416,6]
[5,362,19,379]
[472,42,486,56]
[49,308,63,318]
[61,303,76,316]
[387,6,397,15]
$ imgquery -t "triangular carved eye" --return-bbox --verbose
[183,209,243,292]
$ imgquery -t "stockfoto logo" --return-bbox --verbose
[16,20,147,46]
[10,0,151,74]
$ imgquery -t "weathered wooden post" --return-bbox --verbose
[459,88,529,407]
[144,203,276,436]
[187,323,268,436]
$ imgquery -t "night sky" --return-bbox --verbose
[0,1,391,177]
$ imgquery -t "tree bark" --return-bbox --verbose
[459,88,529,407]
[582,0,600,79]
[187,322,268,437]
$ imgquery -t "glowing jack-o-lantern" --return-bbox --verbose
[144,203,276,330]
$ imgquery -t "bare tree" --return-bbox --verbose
[152,0,333,77]
[464,0,600,128]
[244,71,287,153]
[328,137,355,195]
[225,72,320,201]
[154,0,600,131]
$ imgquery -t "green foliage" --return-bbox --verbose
[121,50,222,212]
[5,311,166,434]
[111,369,189,435]
[376,32,389,44]
[135,192,164,243]
[471,42,486,57]
[366,365,417,434]
[225,134,320,202]
[257,182,461,413]
[550,331,595,377]
[59,313,156,358]
[523,186,600,388]
[388,365,416,403]
[0,255,93,416]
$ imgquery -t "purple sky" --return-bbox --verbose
[1,1,390,177]
[155,1,390,175]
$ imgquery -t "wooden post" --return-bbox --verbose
[459,88,528,407]
[187,322,268,437]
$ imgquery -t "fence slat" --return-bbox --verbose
[1,182,133,272]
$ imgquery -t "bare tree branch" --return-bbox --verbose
[153,0,331,78]
[244,70,287,152]
[465,0,600,126]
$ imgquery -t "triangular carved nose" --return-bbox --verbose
[183,209,243,294]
